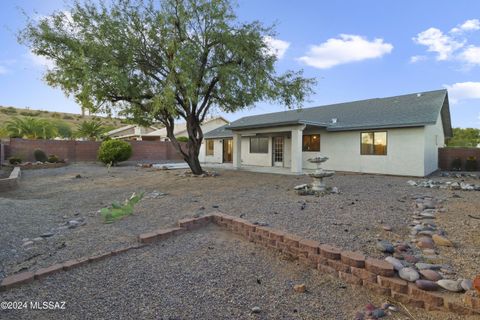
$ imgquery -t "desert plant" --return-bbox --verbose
[465,157,478,171]
[176,136,189,142]
[451,158,462,171]
[76,118,106,141]
[8,156,22,165]
[100,192,144,223]
[54,121,73,139]
[5,117,58,139]
[47,154,60,163]
[97,139,132,166]
[33,149,48,162]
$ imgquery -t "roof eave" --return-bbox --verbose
[326,122,433,132]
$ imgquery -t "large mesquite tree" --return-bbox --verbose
[20,0,315,174]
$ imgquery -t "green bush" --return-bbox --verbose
[33,149,48,162]
[19,111,41,116]
[97,139,132,165]
[176,136,189,142]
[451,158,462,171]
[47,154,60,163]
[465,157,477,171]
[0,107,17,115]
[62,115,74,120]
[8,156,22,165]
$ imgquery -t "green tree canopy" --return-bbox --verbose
[447,128,480,147]
[20,0,315,173]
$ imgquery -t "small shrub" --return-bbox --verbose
[51,112,61,118]
[33,149,48,162]
[62,115,74,120]
[47,154,60,163]
[465,157,478,171]
[97,139,132,166]
[100,192,144,223]
[176,136,189,142]
[0,107,17,115]
[19,111,41,116]
[8,156,22,165]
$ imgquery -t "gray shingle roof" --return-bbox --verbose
[226,89,451,135]
[203,124,233,139]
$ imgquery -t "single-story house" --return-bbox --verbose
[148,116,229,141]
[199,89,452,177]
[106,125,162,141]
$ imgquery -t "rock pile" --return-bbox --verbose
[376,195,476,296]
[407,179,480,191]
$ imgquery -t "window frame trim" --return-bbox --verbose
[249,136,269,154]
[302,134,321,152]
[205,139,214,156]
[360,131,388,156]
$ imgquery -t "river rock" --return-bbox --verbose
[294,184,308,190]
[399,267,420,282]
[404,255,419,263]
[385,257,404,271]
[382,225,392,231]
[293,284,306,293]
[461,279,473,291]
[418,230,434,237]
[251,306,261,314]
[416,263,442,270]
[432,234,453,247]
[419,269,442,281]
[437,279,463,292]
[417,237,434,249]
[376,240,394,253]
[372,309,386,318]
[415,280,439,291]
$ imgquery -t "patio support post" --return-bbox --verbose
[291,126,305,174]
[233,132,242,169]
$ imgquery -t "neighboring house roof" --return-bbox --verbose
[146,116,230,137]
[106,125,136,136]
[226,89,452,137]
[204,124,233,139]
[106,125,161,137]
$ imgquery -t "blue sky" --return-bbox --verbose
[0,0,479,128]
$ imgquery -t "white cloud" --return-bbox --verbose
[263,36,290,59]
[298,34,393,69]
[413,28,464,61]
[410,55,427,63]
[443,81,480,103]
[27,51,55,69]
[451,19,480,33]
[459,46,480,66]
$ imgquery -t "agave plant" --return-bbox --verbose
[75,118,106,141]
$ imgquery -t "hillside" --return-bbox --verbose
[0,105,125,132]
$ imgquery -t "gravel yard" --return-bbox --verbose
[0,163,478,319]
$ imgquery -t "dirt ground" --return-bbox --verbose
[0,163,479,319]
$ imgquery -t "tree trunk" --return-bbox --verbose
[165,115,204,175]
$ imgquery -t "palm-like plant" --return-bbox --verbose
[5,117,58,139]
[76,119,106,141]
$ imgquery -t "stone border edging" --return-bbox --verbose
[1,212,478,316]
[0,167,21,192]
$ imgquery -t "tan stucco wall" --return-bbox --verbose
[200,124,439,177]
[301,127,426,176]
[423,112,445,175]
[199,139,223,163]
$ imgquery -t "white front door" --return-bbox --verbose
[273,136,284,167]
